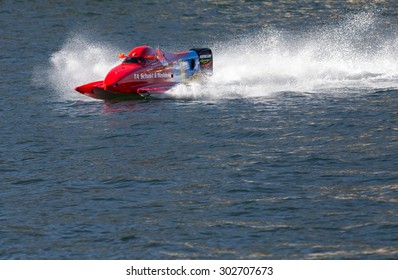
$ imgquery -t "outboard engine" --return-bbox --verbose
[191,48,213,75]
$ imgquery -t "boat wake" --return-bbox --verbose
[169,11,398,100]
[42,11,398,101]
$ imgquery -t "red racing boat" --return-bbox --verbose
[75,46,212,100]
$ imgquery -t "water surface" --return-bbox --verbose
[1,0,398,259]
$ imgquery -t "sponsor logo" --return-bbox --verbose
[133,73,171,79]
[199,54,212,59]
[199,58,212,64]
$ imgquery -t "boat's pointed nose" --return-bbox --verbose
[75,86,84,93]
[74,81,104,94]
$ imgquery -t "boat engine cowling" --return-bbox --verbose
[191,48,213,75]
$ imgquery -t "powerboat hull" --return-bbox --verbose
[74,46,212,100]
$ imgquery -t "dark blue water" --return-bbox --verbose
[1,0,398,259]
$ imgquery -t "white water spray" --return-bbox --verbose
[37,34,120,100]
[168,12,398,100]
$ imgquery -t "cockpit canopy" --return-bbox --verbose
[124,46,157,64]
[123,57,152,64]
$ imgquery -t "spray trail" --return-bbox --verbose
[169,11,398,100]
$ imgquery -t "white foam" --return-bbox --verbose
[38,34,120,101]
[168,11,398,100]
